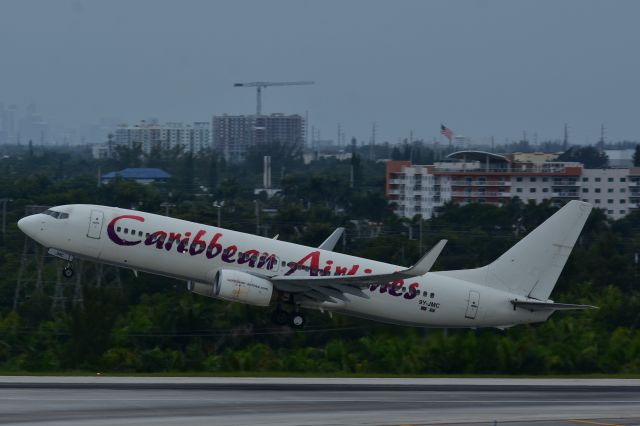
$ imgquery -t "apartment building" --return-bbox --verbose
[387,150,636,220]
[114,120,212,154]
[213,113,305,163]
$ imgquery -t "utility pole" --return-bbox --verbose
[160,202,175,217]
[0,198,11,234]
[213,201,223,227]
[255,200,261,236]
[305,110,309,148]
[371,122,377,146]
[598,124,606,152]
[419,219,423,254]
[563,123,569,151]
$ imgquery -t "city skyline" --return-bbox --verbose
[1,0,639,145]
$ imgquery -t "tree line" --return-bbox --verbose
[0,144,639,374]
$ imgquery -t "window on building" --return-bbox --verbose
[516,177,523,182]
[621,178,627,182]
[530,177,537,182]
[621,199,627,204]
[516,188,522,193]
[608,199,614,204]
[608,210,614,214]
[542,177,548,182]
[542,188,548,193]
[582,188,588,193]
[530,188,536,193]
[608,188,614,193]
[595,177,601,182]
[608,178,614,182]
[595,199,601,204]
[595,188,601,193]
[620,210,626,214]
[582,177,589,182]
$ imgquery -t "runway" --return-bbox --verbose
[0,377,639,426]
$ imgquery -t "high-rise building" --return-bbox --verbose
[1,105,18,144]
[19,103,48,145]
[113,120,212,154]
[386,151,636,220]
[213,113,305,162]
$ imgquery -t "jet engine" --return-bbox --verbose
[188,269,273,307]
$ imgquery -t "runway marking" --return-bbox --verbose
[0,398,638,403]
[568,420,624,426]
[0,398,637,403]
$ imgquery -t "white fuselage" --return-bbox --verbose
[18,204,551,328]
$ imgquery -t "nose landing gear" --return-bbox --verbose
[63,263,74,278]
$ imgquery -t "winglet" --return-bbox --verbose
[401,239,447,277]
[318,227,345,251]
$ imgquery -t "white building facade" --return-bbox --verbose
[387,151,638,220]
[113,120,212,154]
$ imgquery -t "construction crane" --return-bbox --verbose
[233,81,314,115]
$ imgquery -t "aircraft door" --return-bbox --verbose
[465,290,480,319]
[87,209,104,239]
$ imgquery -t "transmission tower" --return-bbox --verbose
[72,261,123,308]
[14,205,123,313]
[14,206,52,309]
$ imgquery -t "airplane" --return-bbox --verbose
[17,200,596,329]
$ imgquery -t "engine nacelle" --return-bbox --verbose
[188,269,273,307]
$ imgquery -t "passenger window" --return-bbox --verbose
[124,228,129,233]
[117,227,122,232]
[138,231,143,236]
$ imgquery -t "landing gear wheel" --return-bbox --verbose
[63,266,74,278]
[271,309,290,326]
[290,312,306,329]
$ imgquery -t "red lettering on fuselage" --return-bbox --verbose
[107,215,371,280]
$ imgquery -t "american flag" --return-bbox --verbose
[440,124,454,141]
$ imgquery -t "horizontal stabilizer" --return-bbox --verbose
[511,300,597,311]
[318,227,344,251]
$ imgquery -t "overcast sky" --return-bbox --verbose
[1,0,639,144]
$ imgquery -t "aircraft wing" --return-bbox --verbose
[271,240,447,303]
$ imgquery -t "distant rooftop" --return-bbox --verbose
[102,168,171,180]
[447,150,510,164]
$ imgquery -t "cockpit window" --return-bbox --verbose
[43,209,69,219]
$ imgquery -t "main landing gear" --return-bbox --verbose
[271,301,306,329]
[290,312,306,329]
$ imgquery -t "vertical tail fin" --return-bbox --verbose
[440,201,592,300]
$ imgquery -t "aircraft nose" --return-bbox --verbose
[17,215,38,236]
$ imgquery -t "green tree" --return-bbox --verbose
[558,146,608,168]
